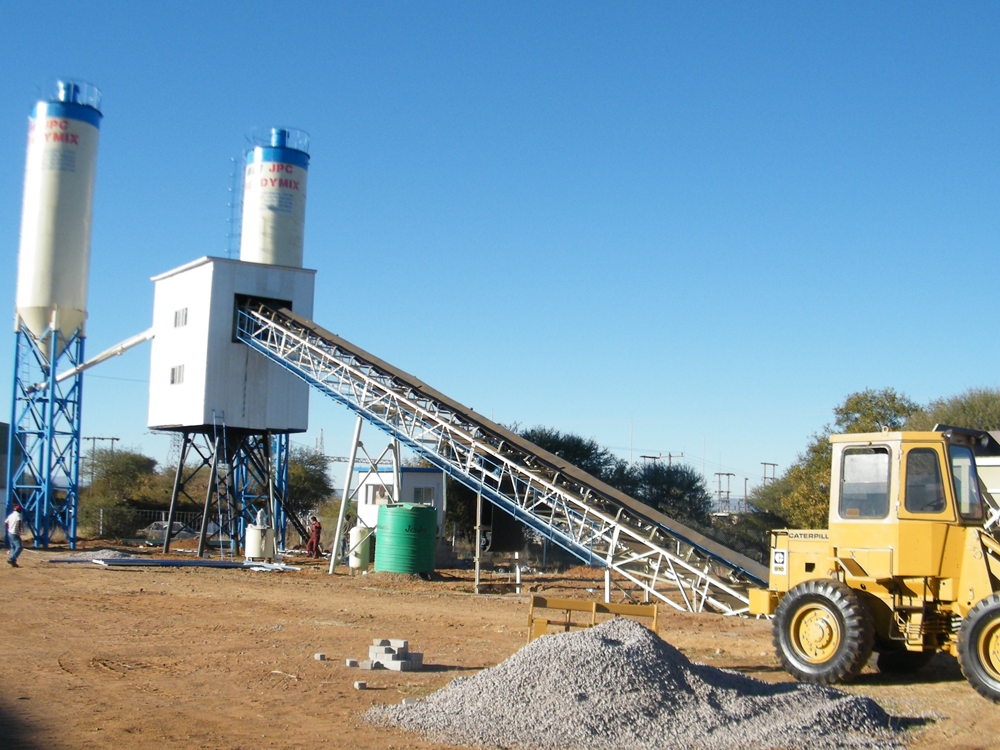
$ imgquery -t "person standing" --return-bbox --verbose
[306,516,322,558]
[6,503,25,568]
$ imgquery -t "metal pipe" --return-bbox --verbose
[474,490,482,594]
[515,551,521,594]
[329,415,363,574]
[265,433,277,540]
[162,434,191,553]
[390,437,401,503]
[28,328,153,393]
[441,469,447,538]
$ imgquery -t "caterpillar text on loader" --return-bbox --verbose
[748,427,1000,701]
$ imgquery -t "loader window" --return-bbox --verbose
[840,447,890,519]
[904,449,946,514]
[950,444,984,522]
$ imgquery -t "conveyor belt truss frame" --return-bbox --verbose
[236,304,755,615]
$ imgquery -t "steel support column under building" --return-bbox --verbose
[162,429,301,555]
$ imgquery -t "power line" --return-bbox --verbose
[639,452,684,467]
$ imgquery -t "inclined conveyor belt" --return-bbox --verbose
[235,302,769,614]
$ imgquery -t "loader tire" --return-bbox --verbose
[875,647,935,675]
[959,593,1000,703]
[773,579,873,685]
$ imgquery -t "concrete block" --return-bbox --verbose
[402,698,417,706]
[314,653,326,661]
[372,638,390,646]
[345,659,359,668]
[389,639,409,653]
[384,659,408,672]
[358,660,375,670]
[369,646,395,657]
[354,681,367,690]
[407,653,423,670]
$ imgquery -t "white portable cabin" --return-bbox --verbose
[147,256,315,432]
[355,467,446,534]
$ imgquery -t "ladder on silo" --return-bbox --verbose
[234,302,769,614]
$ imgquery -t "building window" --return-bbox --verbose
[367,485,390,505]
[174,308,188,327]
[170,365,185,385]
[414,486,434,504]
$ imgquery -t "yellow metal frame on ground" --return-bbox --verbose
[527,595,659,643]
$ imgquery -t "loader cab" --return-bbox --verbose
[829,431,986,580]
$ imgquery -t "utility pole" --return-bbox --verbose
[762,462,778,485]
[83,436,119,486]
[743,477,749,514]
[714,472,735,514]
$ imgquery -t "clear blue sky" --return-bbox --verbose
[1,2,997,497]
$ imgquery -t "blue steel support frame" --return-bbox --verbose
[272,433,289,550]
[232,432,290,551]
[6,324,84,549]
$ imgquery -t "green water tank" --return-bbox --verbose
[374,504,437,574]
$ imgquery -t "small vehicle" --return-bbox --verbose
[748,427,1000,701]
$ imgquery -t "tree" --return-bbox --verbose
[630,461,712,529]
[779,436,833,529]
[286,446,334,516]
[906,387,1000,432]
[81,447,167,508]
[833,387,918,433]
[520,426,629,485]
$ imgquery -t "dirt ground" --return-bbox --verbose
[2,542,1000,750]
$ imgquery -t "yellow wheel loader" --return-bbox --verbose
[748,427,1000,701]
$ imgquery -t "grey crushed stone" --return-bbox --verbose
[365,617,911,750]
[58,549,140,561]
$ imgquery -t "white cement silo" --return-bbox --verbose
[15,80,102,356]
[239,128,309,268]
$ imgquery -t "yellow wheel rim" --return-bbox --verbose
[976,618,1000,682]
[789,602,842,664]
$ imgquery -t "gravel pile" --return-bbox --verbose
[59,549,140,561]
[365,618,910,750]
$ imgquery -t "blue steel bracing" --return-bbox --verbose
[6,324,84,548]
[273,433,289,550]
[234,304,768,615]
[233,435,261,544]
[232,432,289,549]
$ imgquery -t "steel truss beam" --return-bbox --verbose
[237,304,763,615]
[6,324,84,548]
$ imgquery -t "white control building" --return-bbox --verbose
[146,256,315,432]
